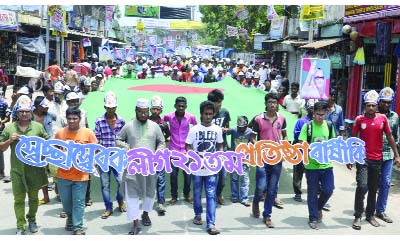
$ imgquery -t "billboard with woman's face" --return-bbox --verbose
[300,58,331,100]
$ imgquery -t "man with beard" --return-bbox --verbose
[116,98,165,235]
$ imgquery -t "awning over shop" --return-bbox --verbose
[299,38,343,49]
[108,39,126,45]
[281,40,310,47]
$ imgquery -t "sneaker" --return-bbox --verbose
[169,198,178,205]
[376,212,393,223]
[16,228,26,235]
[85,199,93,206]
[308,220,319,230]
[28,221,38,233]
[207,227,220,235]
[293,194,303,202]
[156,203,166,216]
[73,229,86,235]
[217,195,225,205]
[241,201,251,207]
[366,216,380,227]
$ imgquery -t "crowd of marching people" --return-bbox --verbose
[0,53,399,235]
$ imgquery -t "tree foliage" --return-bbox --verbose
[199,5,292,51]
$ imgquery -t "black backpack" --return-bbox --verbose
[306,121,334,143]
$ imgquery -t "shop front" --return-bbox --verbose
[0,9,19,85]
[343,6,400,118]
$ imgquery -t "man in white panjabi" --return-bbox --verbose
[116,98,165,235]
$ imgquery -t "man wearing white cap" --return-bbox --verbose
[171,66,181,81]
[94,91,126,219]
[192,65,204,83]
[349,90,400,230]
[375,87,399,224]
[137,64,148,79]
[149,95,170,215]
[0,95,49,235]
[116,98,165,235]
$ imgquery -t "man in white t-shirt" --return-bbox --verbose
[283,82,305,116]
[186,100,223,235]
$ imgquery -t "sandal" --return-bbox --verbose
[39,199,49,205]
[59,211,67,218]
[141,214,152,226]
[65,218,73,231]
[128,226,141,235]
[207,227,220,235]
[118,202,126,212]
[101,210,113,219]
[85,200,93,206]
[193,216,203,225]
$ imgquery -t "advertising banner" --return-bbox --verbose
[50,7,66,32]
[125,5,160,18]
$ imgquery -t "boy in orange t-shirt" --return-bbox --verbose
[56,107,98,235]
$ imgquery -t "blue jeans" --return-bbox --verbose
[58,178,88,231]
[216,168,226,197]
[230,164,250,202]
[99,167,123,211]
[157,169,166,204]
[305,168,334,221]
[170,165,191,199]
[253,162,282,218]
[376,159,393,213]
[192,174,218,229]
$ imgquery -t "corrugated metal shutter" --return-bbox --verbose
[287,50,300,84]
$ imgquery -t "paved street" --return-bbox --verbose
[1,148,400,235]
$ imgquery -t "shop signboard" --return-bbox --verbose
[254,34,269,50]
[125,5,160,18]
[269,16,286,40]
[0,9,18,31]
[300,58,331,100]
[345,5,400,17]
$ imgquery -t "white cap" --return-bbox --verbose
[238,71,245,76]
[245,72,253,78]
[364,90,379,104]
[151,95,163,108]
[96,74,103,78]
[17,86,30,95]
[163,66,169,72]
[173,66,178,70]
[142,63,149,69]
[16,95,32,111]
[54,81,64,93]
[253,72,260,78]
[112,67,117,70]
[192,65,199,71]
[39,98,51,108]
[66,92,80,101]
[238,60,244,65]
[136,98,149,108]
[104,91,117,108]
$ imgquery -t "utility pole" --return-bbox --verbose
[45,5,50,68]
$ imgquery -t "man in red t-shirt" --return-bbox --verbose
[348,90,400,230]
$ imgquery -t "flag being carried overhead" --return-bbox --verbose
[267,5,279,20]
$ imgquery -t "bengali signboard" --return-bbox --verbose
[0,9,18,31]
[345,5,400,17]
[269,16,286,39]
[50,7,66,32]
